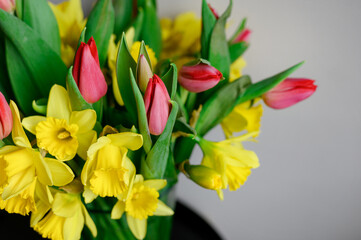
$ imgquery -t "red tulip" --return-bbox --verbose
[233,28,251,43]
[144,75,171,135]
[262,78,317,109]
[179,62,223,93]
[0,92,12,140]
[0,0,15,12]
[208,3,219,20]
[72,37,107,103]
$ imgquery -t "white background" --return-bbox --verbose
[58,0,361,239]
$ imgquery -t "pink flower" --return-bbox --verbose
[0,92,12,140]
[179,62,223,93]
[0,0,15,12]
[262,78,317,109]
[144,75,171,135]
[233,28,251,43]
[72,37,107,103]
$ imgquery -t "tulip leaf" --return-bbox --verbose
[229,42,249,63]
[141,100,179,179]
[22,0,61,55]
[129,68,152,153]
[66,67,92,111]
[161,63,178,100]
[237,61,305,104]
[77,27,86,49]
[132,8,144,42]
[201,0,217,59]
[0,10,67,115]
[140,0,161,57]
[208,0,232,81]
[113,0,133,39]
[32,98,47,115]
[93,97,104,122]
[174,118,197,135]
[85,0,115,66]
[0,36,13,101]
[15,0,23,19]
[116,33,137,124]
[195,75,251,136]
[229,17,247,43]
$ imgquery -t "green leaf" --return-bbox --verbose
[195,75,251,136]
[141,101,179,179]
[0,36,13,101]
[229,17,247,43]
[140,0,161,57]
[85,0,115,66]
[237,61,305,104]
[77,27,86,49]
[129,68,152,153]
[208,0,232,80]
[66,66,92,111]
[15,0,23,20]
[32,98,47,115]
[174,118,197,135]
[0,10,67,115]
[201,0,217,59]
[116,33,137,124]
[113,0,133,39]
[229,41,249,63]
[22,0,61,55]
[132,8,144,42]
[161,63,177,100]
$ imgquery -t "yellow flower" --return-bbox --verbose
[81,132,143,203]
[49,0,86,66]
[230,57,247,82]
[111,174,174,240]
[197,132,260,200]
[0,101,74,215]
[221,100,263,138]
[33,192,97,240]
[22,85,97,161]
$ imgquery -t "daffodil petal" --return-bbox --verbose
[107,133,143,151]
[126,214,147,240]
[111,200,125,219]
[70,110,96,134]
[154,200,174,216]
[83,187,97,204]
[2,168,35,200]
[81,204,97,237]
[30,200,51,227]
[143,180,167,191]
[63,209,84,240]
[216,189,224,201]
[44,158,74,186]
[225,148,260,168]
[22,116,47,135]
[52,193,80,218]
[77,130,97,160]
[34,153,53,186]
[47,85,72,122]
[10,101,31,148]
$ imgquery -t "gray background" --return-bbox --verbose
[56,0,361,239]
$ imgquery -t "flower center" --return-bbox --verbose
[125,185,159,220]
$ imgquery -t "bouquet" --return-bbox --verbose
[0,0,317,239]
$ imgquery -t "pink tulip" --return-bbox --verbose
[233,28,251,43]
[0,0,15,12]
[72,37,107,103]
[0,92,12,140]
[262,78,317,109]
[208,3,219,20]
[179,62,223,93]
[144,74,171,135]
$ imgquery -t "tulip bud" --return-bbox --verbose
[262,78,317,109]
[144,74,171,135]
[208,3,219,20]
[72,36,107,103]
[0,92,12,140]
[137,54,153,93]
[179,62,223,93]
[233,28,251,43]
[0,0,15,12]
[180,161,222,190]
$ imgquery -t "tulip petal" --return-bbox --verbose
[154,200,174,216]
[107,133,143,151]
[0,92,12,140]
[126,214,147,240]
[47,85,72,122]
[22,116,47,135]
[87,37,100,66]
[44,158,74,186]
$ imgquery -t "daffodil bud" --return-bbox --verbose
[181,162,222,190]
[232,28,251,43]
[0,0,15,12]
[262,78,317,109]
[72,36,107,103]
[137,54,153,93]
[144,74,171,135]
[179,62,223,93]
[0,92,12,140]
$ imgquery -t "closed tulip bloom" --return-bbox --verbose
[263,78,317,109]
[233,28,251,43]
[137,54,153,93]
[72,36,107,103]
[0,0,15,12]
[0,92,12,140]
[179,63,223,93]
[144,75,171,135]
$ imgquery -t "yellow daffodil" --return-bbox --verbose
[0,101,74,215]
[22,85,97,161]
[49,0,86,66]
[111,174,174,240]
[81,132,143,203]
[33,191,97,240]
[221,100,263,138]
[197,132,260,200]
[230,57,247,82]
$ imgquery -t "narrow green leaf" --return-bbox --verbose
[141,101,179,179]
[23,0,61,55]
[129,68,152,153]
[92,97,104,122]
[0,36,13,101]
[132,8,144,42]
[229,17,247,43]
[85,0,115,66]
[116,33,137,124]
[77,27,86,49]
[15,0,23,20]
[195,75,251,136]
[201,0,217,59]
[32,98,47,115]
[174,118,197,135]
[140,0,161,57]
[237,61,305,104]
[113,0,133,39]
[161,63,177,100]
[229,42,249,63]
[66,66,92,111]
